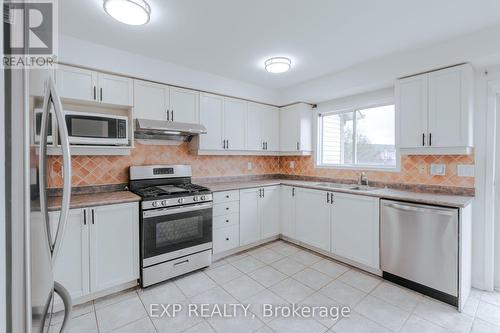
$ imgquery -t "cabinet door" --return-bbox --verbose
[246,102,263,151]
[224,97,247,150]
[428,65,472,148]
[90,202,139,293]
[280,186,295,238]
[280,106,299,152]
[98,73,133,106]
[260,186,280,239]
[396,75,428,148]
[295,188,331,251]
[331,193,379,269]
[133,80,169,121]
[199,93,224,150]
[169,87,199,123]
[56,65,97,102]
[261,106,280,151]
[239,188,261,246]
[50,209,90,301]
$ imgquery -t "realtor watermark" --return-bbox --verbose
[149,303,351,321]
[3,0,58,68]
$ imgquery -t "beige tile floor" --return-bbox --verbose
[50,240,500,333]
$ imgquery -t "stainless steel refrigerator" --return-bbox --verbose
[6,67,73,332]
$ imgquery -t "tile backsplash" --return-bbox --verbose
[47,142,475,189]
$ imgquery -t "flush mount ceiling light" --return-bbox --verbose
[265,57,291,73]
[103,0,151,26]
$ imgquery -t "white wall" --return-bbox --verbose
[279,24,500,105]
[0,3,6,331]
[58,35,281,105]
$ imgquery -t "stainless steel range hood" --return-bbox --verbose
[135,118,207,143]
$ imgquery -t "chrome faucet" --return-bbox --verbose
[359,172,368,186]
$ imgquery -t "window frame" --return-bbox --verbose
[315,100,400,172]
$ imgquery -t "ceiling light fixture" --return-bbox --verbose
[265,57,291,73]
[103,0,151,26]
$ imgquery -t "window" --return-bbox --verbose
[317,104,397,169]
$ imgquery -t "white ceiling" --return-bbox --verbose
[60,0,500,89]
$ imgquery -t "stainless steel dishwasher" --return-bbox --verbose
[380,200,459,306]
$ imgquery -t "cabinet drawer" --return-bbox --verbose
[213,225,239,254]
[213,201,239,216]
[214,213,239,229]
[213,190,240,203]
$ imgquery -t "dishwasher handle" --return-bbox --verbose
[383,202,456,216]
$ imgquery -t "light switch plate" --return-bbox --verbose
[290,161,295,169]
[457,164,474,177]
[247,162,252,170]
[430,164,446,176]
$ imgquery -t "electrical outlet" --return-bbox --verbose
[457,164,474,177]
[290,161,295,169]
[247,162,252,170]
[418,164,426,174]
[430,164,446,176]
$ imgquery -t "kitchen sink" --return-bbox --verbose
[315,182,377,192]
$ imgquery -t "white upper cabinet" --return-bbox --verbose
[169,87,199,123]
[223,97,247,150]
[56,65,133,107]
[134,80,199,123]
[56,65,98,102]
[396,75,428,149]
[261,105,280,151]
[427,65,473,148]
[198,93,224,150]
[246,102,264,151]
[396,63,473,154]
[97,73,133,106]
[246,103,280,152]
[295,188,331,251]
[280,103,313,154]
[134,80,169,121]
[331,193,379,270]
[29,68,55,97]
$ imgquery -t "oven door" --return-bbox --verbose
[142,202,212,267]
[65,111,128,145]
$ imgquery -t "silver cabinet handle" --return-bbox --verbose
[143,202,213,218]
[297,142,300,150]
[226,140,229,149]
[43,77,72,263]
[326,192,330,203]
[171,110,174,121]
[330,192,334,204]
[93,86,96,101]
[100,87,103,102]
[166,109,170,121]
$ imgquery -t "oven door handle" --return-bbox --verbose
[143,202,213,218]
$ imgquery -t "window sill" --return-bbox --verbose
[315,164,401,173]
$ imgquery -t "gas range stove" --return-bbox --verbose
[129,165,213,287]
[129,165,212,210]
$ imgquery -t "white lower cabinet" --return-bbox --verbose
[295,188,331,252]
[213,191,240,254]
[280,186,296,238]
[90,203,140,293]
[239,186,280,246]
[331,193,380,269]
[50,202,139,302]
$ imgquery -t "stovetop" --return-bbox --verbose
[132,183,211,200]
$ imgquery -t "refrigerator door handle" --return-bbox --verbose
[48,77,72,263]
[54,281,73,333]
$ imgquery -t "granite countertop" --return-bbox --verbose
[199,179,474,208]
[48,191,141,211]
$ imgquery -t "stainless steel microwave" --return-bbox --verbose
[64,111,129,146]
[34,108,53,144]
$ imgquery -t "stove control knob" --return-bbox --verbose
[200,195,206,201]
[178,198,184,204]
[152,201,158,208]
[193,196,199,202]
[161,200,167,206]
